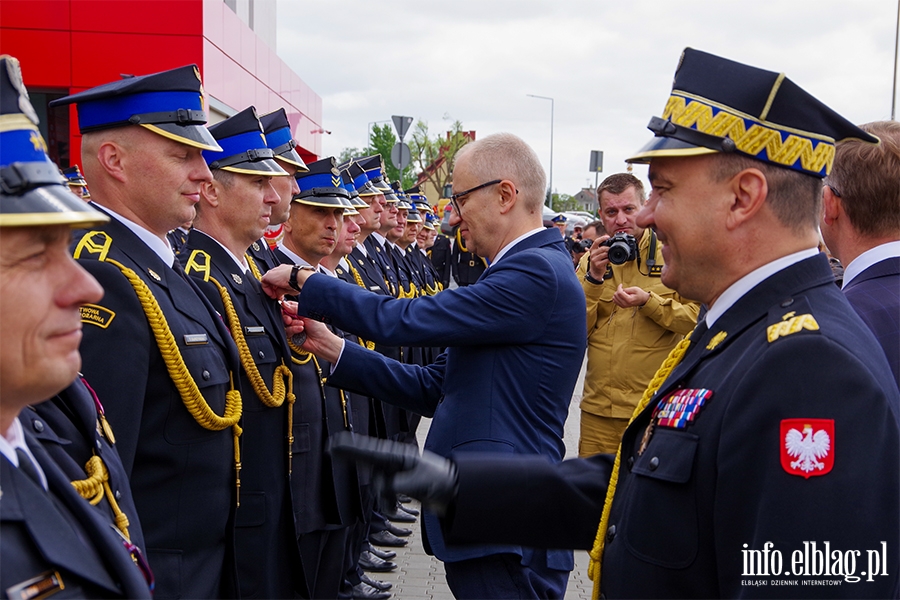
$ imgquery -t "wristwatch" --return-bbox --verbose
[289,265,316,292]
[584,270,604,285]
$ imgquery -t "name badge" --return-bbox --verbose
[6,570,64,600]
[244,326,266,336]
[183,334,209,346]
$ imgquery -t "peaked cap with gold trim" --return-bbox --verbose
[204,106,288,176]
[49,64,222,152]
[627,48,879,178]
[0,55,107,228]
[293,157,352,209]
[260,107,309,172]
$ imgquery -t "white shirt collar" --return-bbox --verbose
[338,256,351,270]
[705,247,819,327]
[356,242,369,257]
[319,264,338,277]
[0,417,48,490]
[192,229,249,274]
[492,227,545,265]
[99,204,176,268]
[275,242,313,268]
[841,241,900,289]
[371,232,387,248]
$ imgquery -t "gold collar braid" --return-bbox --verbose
[587,330,693,599]
[96,257,243,504]
[245,252,263,281]
[71,454,131,540]
[207,275,296,476]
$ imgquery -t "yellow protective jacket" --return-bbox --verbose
[576,228,700,419]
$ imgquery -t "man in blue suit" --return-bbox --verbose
[262,133,587,599]
[821,120,900,388]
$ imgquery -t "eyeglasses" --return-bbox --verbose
[449,179,517,215]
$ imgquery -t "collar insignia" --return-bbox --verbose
[147,269,161,281]
[706,331,727,350]
[232,273,243,285]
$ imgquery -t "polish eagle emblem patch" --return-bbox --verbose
[781,419,834,478]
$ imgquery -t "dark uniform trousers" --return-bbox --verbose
[1,426,152,599]
[72,213,242,599]
[444,255,900,599]
[184,231,306,599]
[26,379,146,553]
[271,248,357,599]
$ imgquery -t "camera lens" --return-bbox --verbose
[607,242,630,265]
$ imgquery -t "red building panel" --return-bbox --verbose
[70,0,202,35]
[1,0,323,166]
[0,29,71,88]
[70,32,204,88]
[0,0,70,31]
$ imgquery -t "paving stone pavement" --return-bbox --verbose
[373,357,593,600]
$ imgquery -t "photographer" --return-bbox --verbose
[576,173,699,456]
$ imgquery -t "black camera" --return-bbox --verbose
[600,233,638,265]
[571,238,593,254]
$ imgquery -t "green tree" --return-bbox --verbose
[366,124,416,189]
[551,193,576,213]
[409,119,470,200]
[337,147,363,165]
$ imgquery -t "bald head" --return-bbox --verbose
[455,133,546,214]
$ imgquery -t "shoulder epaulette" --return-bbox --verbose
[184,249,211,282]
[73,230,112,262]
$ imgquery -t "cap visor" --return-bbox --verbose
[626,136,718,164]
[142,123,222,152]
[357,182,381,196]
[349,195,369,209]
[221,158,289,176]
[276,148,309,172]
[293,194,353,208]
[0,185,109,227]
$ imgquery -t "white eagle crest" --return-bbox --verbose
[785,425,831,473]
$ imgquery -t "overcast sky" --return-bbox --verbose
[277,0,898,195]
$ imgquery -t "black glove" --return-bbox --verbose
[328,431,458,515]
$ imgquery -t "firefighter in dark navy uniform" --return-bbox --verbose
[183,107,307,599]
[450,226,487,286]
[329,48,900,600]
[243,107,309,278]
[0,54,153,600]
[268,157,363,598]
[50,65,246,599]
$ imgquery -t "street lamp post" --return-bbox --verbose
[527,94,554,206]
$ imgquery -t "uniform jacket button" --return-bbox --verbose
[649,456,660,470]
[258,351,265,359]
[115,490,122,500]
[627,456,634,469]
[32,420,44,433]
[202,370,211,381]
[606,524,616,542]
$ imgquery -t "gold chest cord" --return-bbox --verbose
[98,257,244,503]
[208,275,295,480]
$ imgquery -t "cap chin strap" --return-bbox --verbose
[648,116,737,154]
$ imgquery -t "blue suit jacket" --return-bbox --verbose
[299,228,586,569]
[843,257,900,388]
